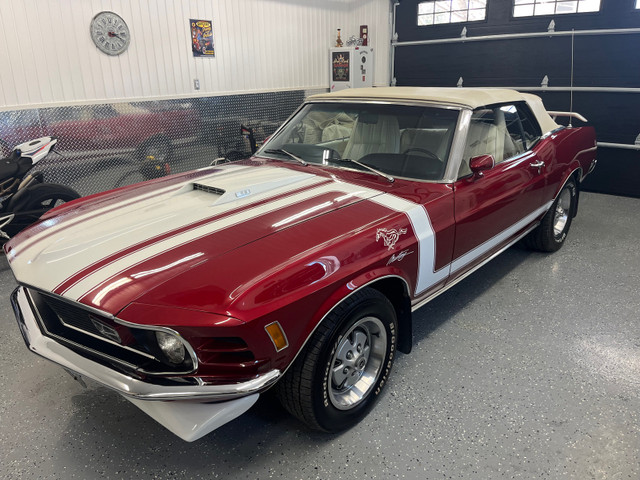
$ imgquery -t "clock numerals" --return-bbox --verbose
[91,11,130,56]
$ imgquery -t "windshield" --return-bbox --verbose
[259,102,460,181]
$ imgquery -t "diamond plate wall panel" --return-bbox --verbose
[0,89,325,196]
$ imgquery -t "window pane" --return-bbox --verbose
[514,4,534,16]
[557,1,578,13]
[435,0,452,12]
[452,0,469,10]
[535,2,555,15]
[434,12,451,23]
[637,0,640,9]
[578,0,601,12]
[418,2,435,14]
[451,10,468,22]
[514,0,600,17]
[418,14,434,25]
[418,0,486,25]
[468,8,486,20]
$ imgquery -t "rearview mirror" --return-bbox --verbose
[469,154,495,176]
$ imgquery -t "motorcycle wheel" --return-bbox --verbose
[5,183,80,237]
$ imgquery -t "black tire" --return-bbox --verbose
[138,136,172,164]
[5,183,80,237]
[8,183,80,212]
[276,287,397,432]
[525,177,577,252]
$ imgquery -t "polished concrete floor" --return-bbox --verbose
[0,192,638,479]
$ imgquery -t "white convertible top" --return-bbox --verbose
[308,87,559,134]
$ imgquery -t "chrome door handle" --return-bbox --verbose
[530,160,545,172]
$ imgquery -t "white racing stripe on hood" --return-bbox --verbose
[9,166,325,294]
[13,164,253,258]
[64,181,381,302]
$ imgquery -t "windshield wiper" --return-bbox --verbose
[263,148,308,166]
[340,158,394,183]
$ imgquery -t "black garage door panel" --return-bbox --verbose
[394,0,640,197]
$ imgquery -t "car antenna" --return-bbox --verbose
[569,29,575,128]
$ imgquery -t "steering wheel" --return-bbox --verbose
[401,147,440,162]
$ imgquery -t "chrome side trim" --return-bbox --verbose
[411,222,539,312]
[443,108,472,183]
[305,98,466,110]
[12,286,281,401]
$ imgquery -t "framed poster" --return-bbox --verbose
[332,52,350,82]
[190,19,215,57]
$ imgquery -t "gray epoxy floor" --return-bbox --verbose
[0,192,638,479]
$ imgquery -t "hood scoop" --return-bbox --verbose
[178,169,317,206]
[193,183,225,196]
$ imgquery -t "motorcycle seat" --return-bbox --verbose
[0,158,19,180]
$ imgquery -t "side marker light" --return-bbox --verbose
[265,321,289,352]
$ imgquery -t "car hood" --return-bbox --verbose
[5,162,384,314]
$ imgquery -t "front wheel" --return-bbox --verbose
[276,288,397,432]
[525,177,577,252]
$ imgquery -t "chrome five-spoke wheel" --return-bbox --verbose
[276,287,397,432]
[553,186,572,239]
[329,316,387,410]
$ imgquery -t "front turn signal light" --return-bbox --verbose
[265,321,289,352]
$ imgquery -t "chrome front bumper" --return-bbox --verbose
[11,286,281,441]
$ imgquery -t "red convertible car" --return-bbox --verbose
[5,88,597,441]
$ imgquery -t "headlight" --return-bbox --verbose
[155,331,186,364]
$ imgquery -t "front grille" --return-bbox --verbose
[27,289,193,375]
[38,292,107,338]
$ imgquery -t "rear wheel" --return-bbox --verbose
[525,177,577,252]
[5,183,80,237]
[276,288,397,432]
[8,183,79,212]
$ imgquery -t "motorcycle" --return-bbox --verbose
[0,136,80,240]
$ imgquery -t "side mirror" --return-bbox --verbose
[469,154,495,176]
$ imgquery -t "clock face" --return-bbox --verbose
[90,11,130,56]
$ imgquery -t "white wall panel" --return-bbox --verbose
[0,0,391,109]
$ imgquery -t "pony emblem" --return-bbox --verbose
[376,227,407,250]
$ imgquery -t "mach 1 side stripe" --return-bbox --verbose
[369,194,448,295]
[63,181,372,300]
[54,177,333,295]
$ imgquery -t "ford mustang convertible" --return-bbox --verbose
[5,88,597,441]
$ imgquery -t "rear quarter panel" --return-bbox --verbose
[539,126,597,202]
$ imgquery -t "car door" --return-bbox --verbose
[451,102,547,279]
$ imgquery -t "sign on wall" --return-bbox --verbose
[332,52,350,82]
[190,19,215,57]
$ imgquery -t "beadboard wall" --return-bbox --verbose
[0,0,392,110]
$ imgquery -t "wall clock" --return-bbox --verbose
[90,11,130,56]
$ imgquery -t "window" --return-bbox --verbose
[261,103,460,181]
[458,103,541,178]
[636,0,640,8]
[513,0,601,17]
[418,0,487,26]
